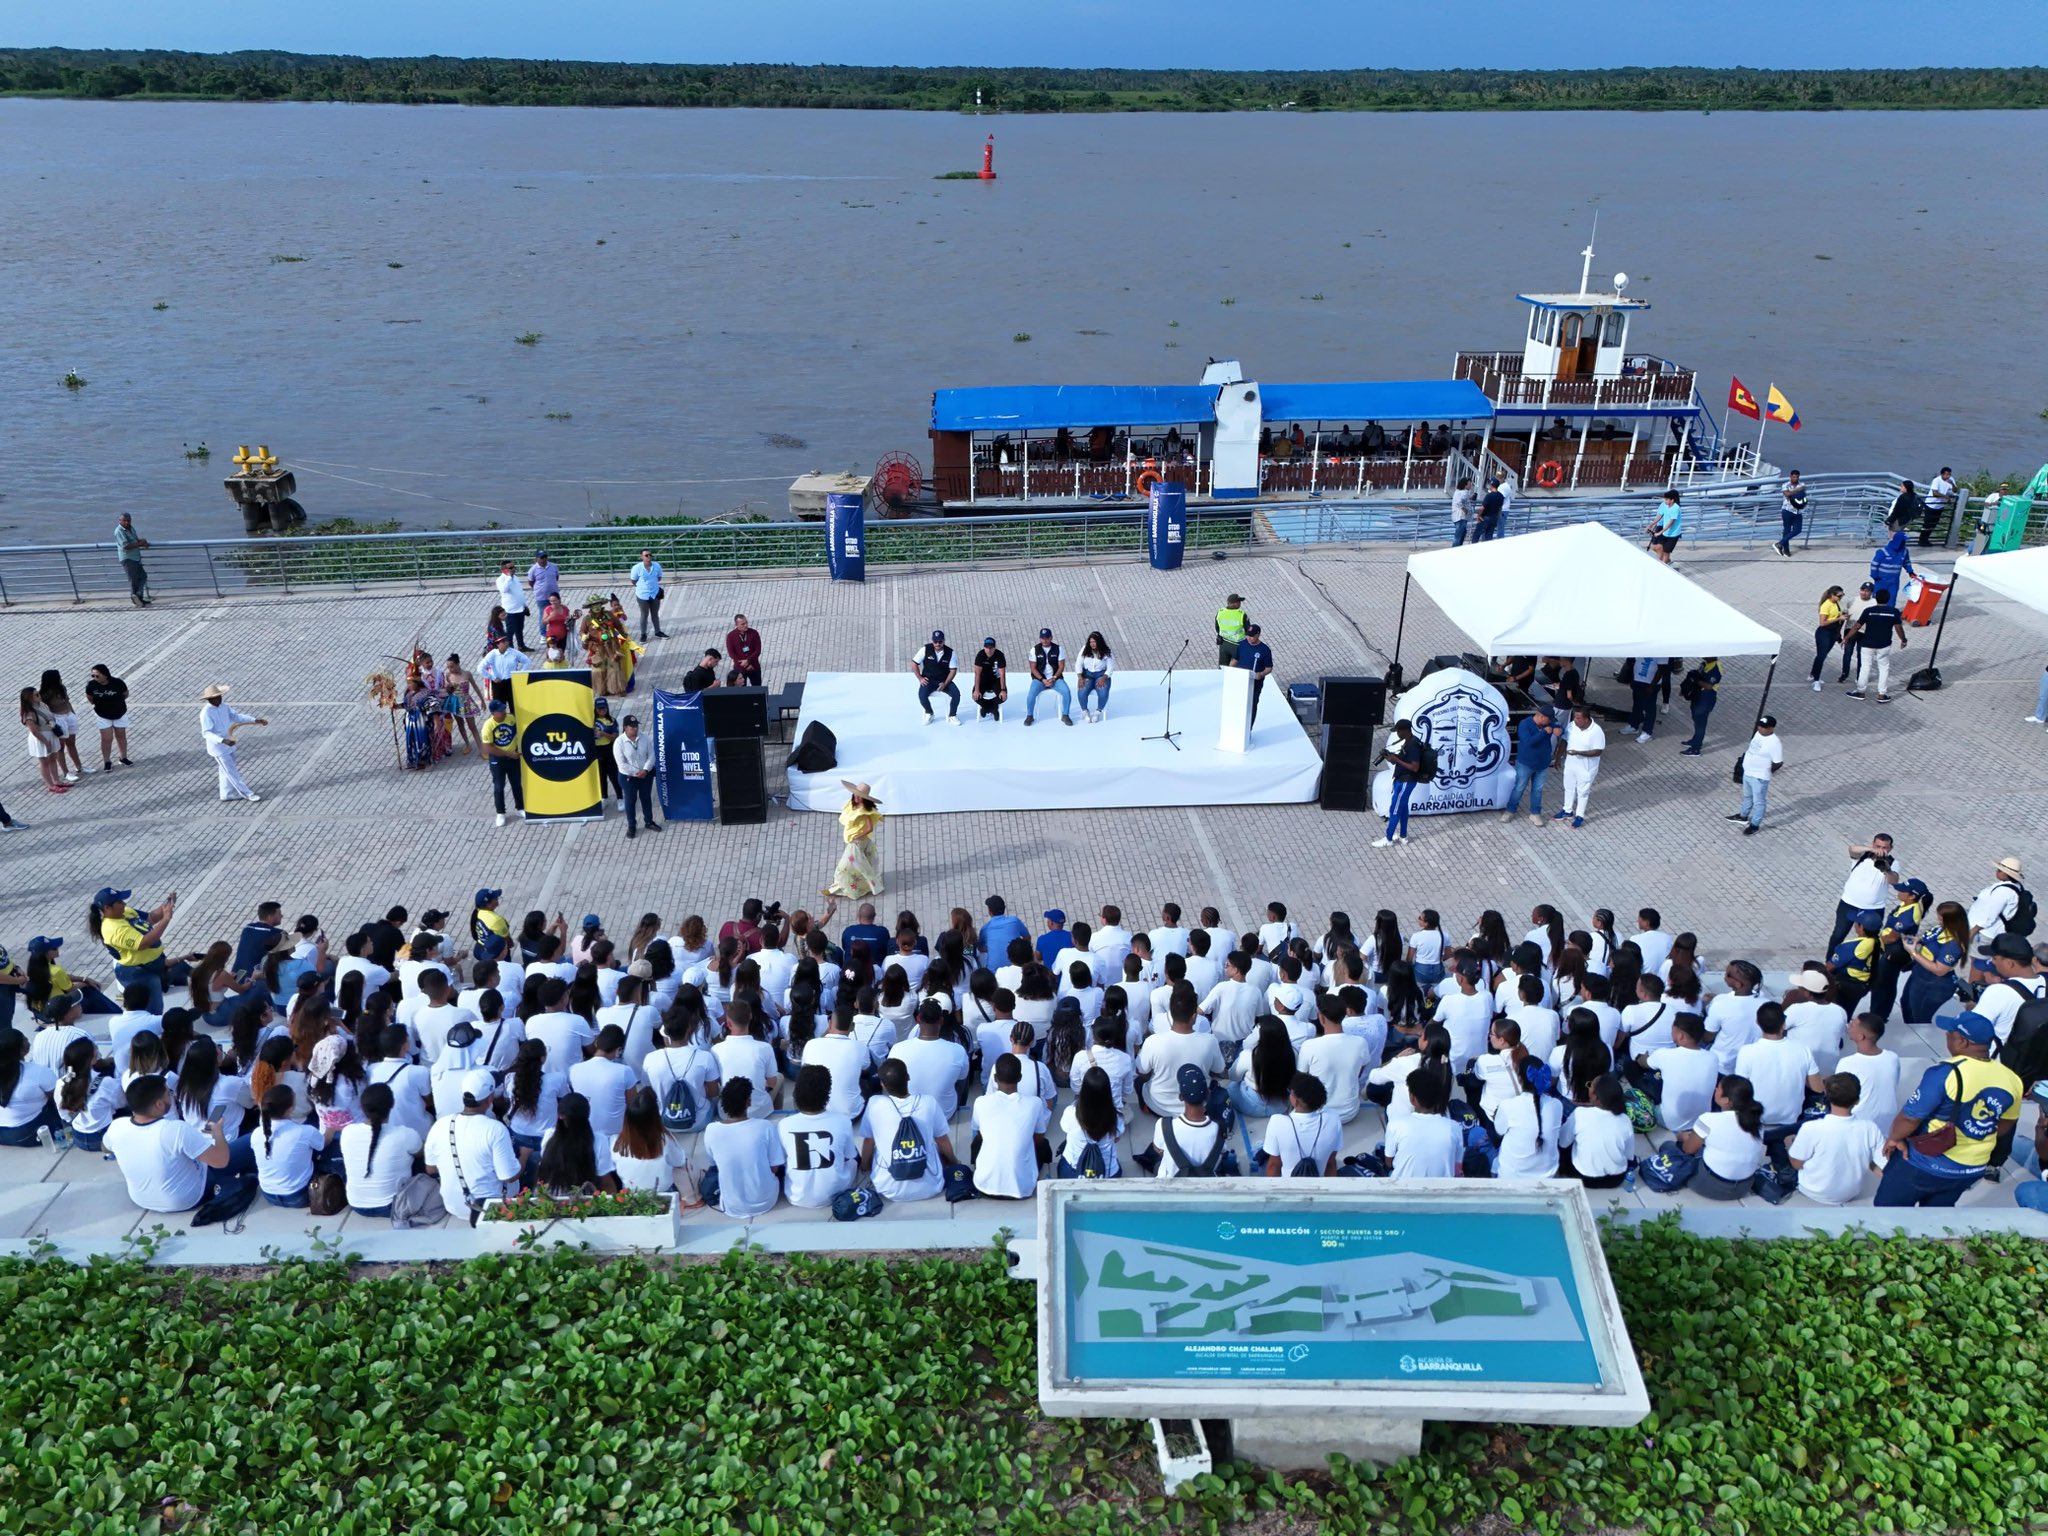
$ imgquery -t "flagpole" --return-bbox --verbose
[1754,387,1770,473]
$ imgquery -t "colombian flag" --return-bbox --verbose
[1766,384,1802,430]
[1728,377,1761,421]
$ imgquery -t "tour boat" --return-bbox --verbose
[921,244,1770,511]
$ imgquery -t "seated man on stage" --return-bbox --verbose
[913,630,961,725]
[972,636,1008,722]
[725,614,763,687]
[1024,627,1073,728]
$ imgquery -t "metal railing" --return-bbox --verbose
[0,506,1264,605]
[0,473,2023,607]
[1259,472,1914,550]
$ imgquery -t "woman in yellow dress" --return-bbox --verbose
[819,781,883,924]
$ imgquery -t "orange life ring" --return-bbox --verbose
[1135,467,1162,495]
[1534,459,1565,488]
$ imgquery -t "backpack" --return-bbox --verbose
[1638,1138,1699,1193]
[1161,1116,1228,1177]
[1997,983,2048,1089]
[308,1173,347,1217]
[2009,887,2038,939]
[1679,670,1703,702]
[1411,738,1439,782]
[657,1049,705,1132]
[389,1172,447,1229]
[1281,1114,1323,1177]
[884,1101,931,1182]
[1074,1138,1109,1179]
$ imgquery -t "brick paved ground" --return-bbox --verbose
[2,538,2043,1242]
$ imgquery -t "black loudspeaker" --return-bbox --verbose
[787,720,838,774]
[1319,725,1376,811]
[1319,675,1386,729]
[701,686,768,738]
[714,737,768,824]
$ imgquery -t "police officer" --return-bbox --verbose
[484,698,524,827]
[1234,624,1275,724]
[1215,594,1249,667]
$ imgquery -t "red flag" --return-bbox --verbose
[1728,377,1762,422]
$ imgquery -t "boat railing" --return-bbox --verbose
[968,442,1211,501]
[1258,471,1917,552]
[1455,350,1696,410]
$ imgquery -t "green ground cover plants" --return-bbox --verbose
[1,1219,2043,1535]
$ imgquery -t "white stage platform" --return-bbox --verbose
[785,671,1323,816]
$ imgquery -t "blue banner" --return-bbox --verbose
[826,491,866,582]
[651,689,714,822]
[1148,481,1187,570]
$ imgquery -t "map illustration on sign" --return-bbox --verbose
[1058,1206,1601,1387]
[1071,1236,1584,1347]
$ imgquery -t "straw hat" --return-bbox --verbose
[1997,855,2024,879]
[840,780,880,805]
[202,684,227,701]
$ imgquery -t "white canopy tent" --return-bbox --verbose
[1397,522,1783,659]
[1954,545,2048,615]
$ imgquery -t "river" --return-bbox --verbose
[3,100,2043,542]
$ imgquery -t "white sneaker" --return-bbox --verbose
[62,771,80,782]
[1394,834,1408,843]
[1634,732,1651,744]
[2028,715,2045,724]
[923,715,936,727]
[496,812,507,827]
[1370,837,1393,848]
[1814,681,1824,692]
[948,715,961,726]
[246,793,262,802]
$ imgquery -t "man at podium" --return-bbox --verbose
[1232,624,1275,724]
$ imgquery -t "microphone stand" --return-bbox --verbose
[1145,637,1190,751]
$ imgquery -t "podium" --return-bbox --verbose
[1217,666,1253,754]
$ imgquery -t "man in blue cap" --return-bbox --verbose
[1874,1010,2021,1207]
[96,887,177,1013]
[911,629,960,725]
[1035,909,1072,968]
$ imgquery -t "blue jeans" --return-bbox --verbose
[1384,778,1415,839]
[2034,670,2048,719]
[1229,1079,1293,1120]
[1685,695,1715,751]
[1505,758,1547,815]
[0,1102,61,1146]
[917,681,960,718]
[1026,678,1072,721]
[1739,774,1770,827]
[1629,682,1659,735]
[1077,676,1111,715]
[1900,967,1956,1026]
[1452,519,1471,547]
[1873,1152,1979,1207]
[115,958,167,1013]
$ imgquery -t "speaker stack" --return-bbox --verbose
[1317,675,1386,812]
[702,687,770,825]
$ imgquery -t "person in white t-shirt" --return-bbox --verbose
[252,1084,332,1206]
[1261,1073,1341,1176]
[1560,1074,1634,1186]
[1256,902,1301,960]
[1200,953,1265,1051]
[610,1086,692,1196]
[569,1025,638,1143]
[526,988,593,1074]
[971,1054,1051,1198]
[1058,1067,1124,1177]
[1675,1076,1766,1199]
[1432,964,1493,1073]
[0,1025,61,1144]
[423,1068,522,1219]
[1553,708,1604,825]
[1734,1004,1824,1130]
[1336,987,1387,1067]
[1491,1058,1563,1179]
[645,1015,722,1133]
[104,1073,243,1212]
[700,1079,785,1218]
[410,969,481,1066]
[711,999,781,1119]
[1788,1074,1887,1205]
[1505,974,1562,1061]
[1296,1004,1369,1124]
[1089,907,1134,980]
[1833,1012,1902,1129]
[1733,717,1784,832]
[1151,1064,1229,1177]
[1148,905,1191,960]
[1975,933,2046,1045]
[340,1081,424,1216]
[889,1000,971,1120]
[1644,1014,1720,1133]
[1384,1068,1462,1178]
[1780,968,1849,1063]
[1069,1018,1138,1115]
[859,1059,955,1202]
[1137,993,1226,1118]
[776,1066,857,1209]
[801,1005,871,1121]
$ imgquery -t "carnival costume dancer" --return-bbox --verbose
[819,781,884,922]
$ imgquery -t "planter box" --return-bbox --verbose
[477,1192,682,1252]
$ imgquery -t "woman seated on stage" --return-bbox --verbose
[1076,632,1114,723]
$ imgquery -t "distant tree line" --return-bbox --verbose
[0,49,2043,112]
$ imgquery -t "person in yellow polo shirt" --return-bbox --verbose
[94,885,177,1013]
[471,888,513,964]
[1875,1010,2021,1207]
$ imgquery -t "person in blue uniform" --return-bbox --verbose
[1234,625,1274,724]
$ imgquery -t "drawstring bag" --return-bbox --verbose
[1638,1139,1699,1193]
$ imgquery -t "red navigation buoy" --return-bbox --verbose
[979,135,996,181]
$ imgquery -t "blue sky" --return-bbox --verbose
[9,0,2042,69]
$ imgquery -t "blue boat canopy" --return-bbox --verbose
[931,385,1219,434]
[1258,380,1494,424]
[931,378,1494,434]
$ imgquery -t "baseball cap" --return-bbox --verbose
[489,697,508,711]
[1246,624,1262,636]
[1757,714,1777,730]
[40,988,84,1022]
[1989,933,2032,962]
[1176,1064,1210,1105]
[1788,968,1830,993]
[982,636,997,647]
[27,936,62,955]
[1948,1011,1997,1045]
[627,959,654,980]
[1043,908,1066,925]
[581,914,601,930]
[1226,593,1244,603]
[535,548,548,558]
[460,1068,498,1104]
[931,629,945,642]
[93,887,132,909]
[445,1022,482,1049]
[474,887,502,904]
[623,714,640,728]
[1039,627,1053,638]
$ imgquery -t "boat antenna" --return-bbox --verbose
[1578,210,1599,296]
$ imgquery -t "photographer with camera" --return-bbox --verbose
[720,898,788,959]
[1830,835,1901,954]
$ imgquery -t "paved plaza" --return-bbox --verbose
[2,537,2044,1244]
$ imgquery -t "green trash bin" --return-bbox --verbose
[1987,493,2031,553]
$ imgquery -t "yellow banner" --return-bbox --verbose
[512,668,602,822]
